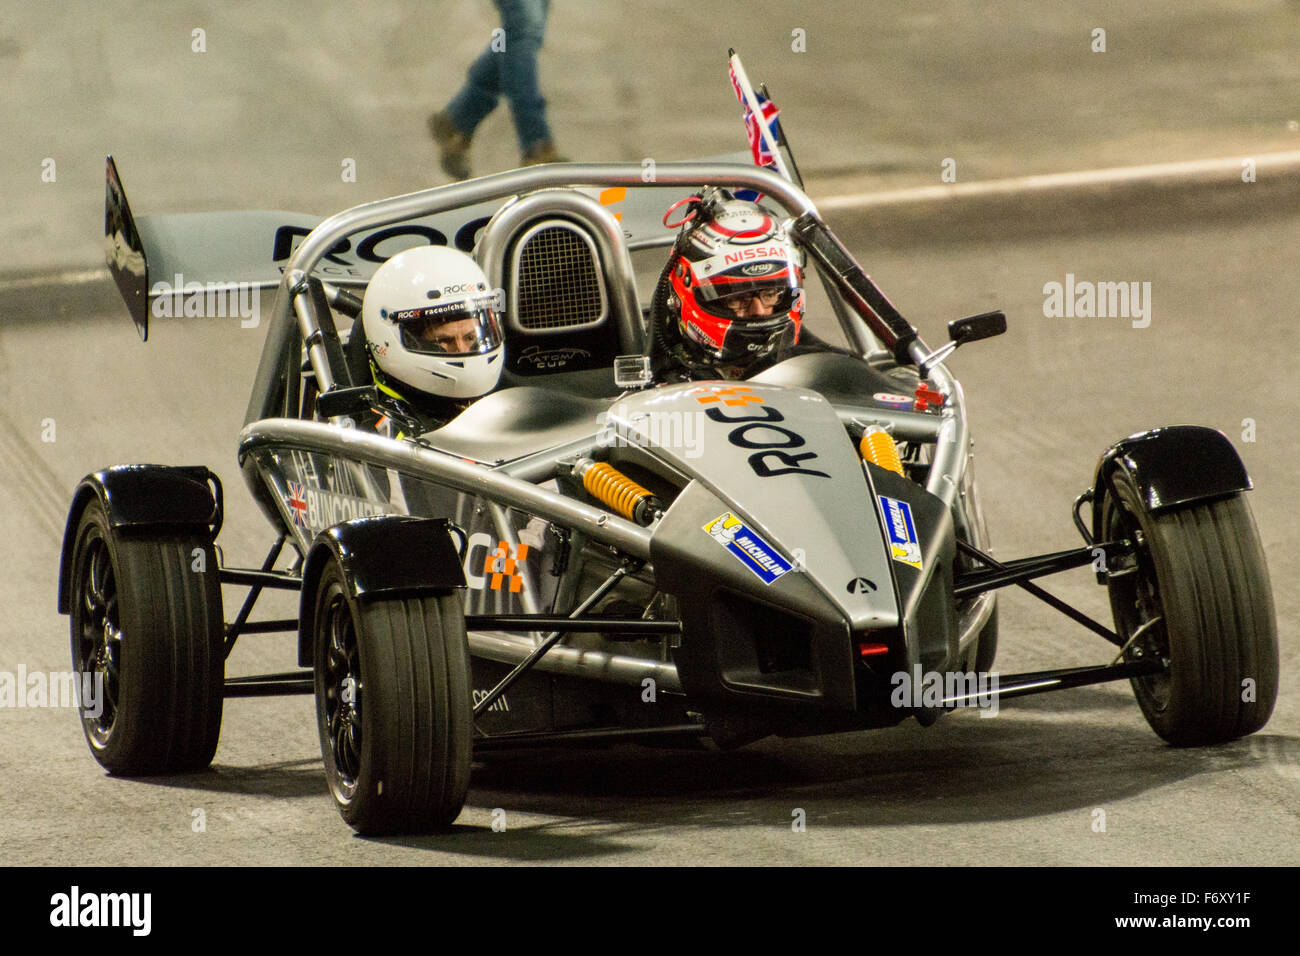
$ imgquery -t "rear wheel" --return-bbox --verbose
[312,559,473,834]
[1101,477,1277,745]
[68,499,224,773]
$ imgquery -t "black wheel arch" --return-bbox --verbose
[57,465,222,615]
[1090,425,1251,542]
[297,515,467,666]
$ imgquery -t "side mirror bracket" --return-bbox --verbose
[917,310,1006,377]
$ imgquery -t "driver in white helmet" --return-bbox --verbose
[358,245,505,435]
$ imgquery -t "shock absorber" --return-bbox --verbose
[573,459,664,526]
[859,425,904,476]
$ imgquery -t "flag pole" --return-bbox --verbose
[761,82,805,189]
[747,68,857,340]
[727,50,792,182]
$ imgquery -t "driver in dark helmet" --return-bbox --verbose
[648,189,808,382]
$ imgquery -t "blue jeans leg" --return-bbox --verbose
[444,41,502,138]
[495,0,552,151]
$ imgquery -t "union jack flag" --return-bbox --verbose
[287,481,308,528]
[727,61,783,200]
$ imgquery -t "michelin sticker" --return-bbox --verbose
[703,512,793,585]
[878,495,923,570]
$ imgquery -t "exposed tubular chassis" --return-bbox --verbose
[214,162,1164,747]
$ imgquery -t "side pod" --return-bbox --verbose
[1089,425,1252,542]
[57,465,223,613]
[296,516,467,667]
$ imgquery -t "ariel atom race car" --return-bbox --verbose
[61,147,1278,835]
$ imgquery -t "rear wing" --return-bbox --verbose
[104,156,149,339]
[103,155,750,340]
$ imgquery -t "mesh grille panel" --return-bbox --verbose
[514,224,604,330]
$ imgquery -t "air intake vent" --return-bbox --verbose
[510,220,607,332]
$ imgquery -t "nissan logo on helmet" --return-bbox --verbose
[741,262,775,276]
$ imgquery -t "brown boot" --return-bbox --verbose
[521,140,568,166]
[428,111,472,180]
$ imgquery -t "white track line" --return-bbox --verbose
[817,150,1300,211]
[0,268,109,292]
[9,151,1300,287]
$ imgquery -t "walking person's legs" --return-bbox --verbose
[430,0,565,178]
[495,0,565,163]
[430,36,503,179]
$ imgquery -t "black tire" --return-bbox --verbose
[67,498,224,774]
[1101,478,1278,746]
[312,559,472,834]
[973,604,998,674]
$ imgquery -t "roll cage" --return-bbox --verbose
[243,162,974,517]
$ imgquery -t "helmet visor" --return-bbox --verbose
[690,256,802,322]
[389,296,503,357]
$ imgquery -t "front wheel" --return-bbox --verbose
[312,560,473,834]
[67,499,224,773]
[1101,479,1278,746]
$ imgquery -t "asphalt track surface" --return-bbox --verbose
[1,2,1298,867]
[2,178,1297,867]
[8,0,1300,272]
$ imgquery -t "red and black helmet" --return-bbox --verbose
[665,199,803,366]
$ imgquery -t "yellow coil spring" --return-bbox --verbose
[582,462,654,522]
[860,428,904,476]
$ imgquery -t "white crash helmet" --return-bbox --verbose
[361,246,504,400]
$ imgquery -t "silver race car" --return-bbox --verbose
[60,147,1278,835]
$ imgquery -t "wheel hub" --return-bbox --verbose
[321,591,363,794]
[75,536,121,744]
[1106,505,1171,710]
